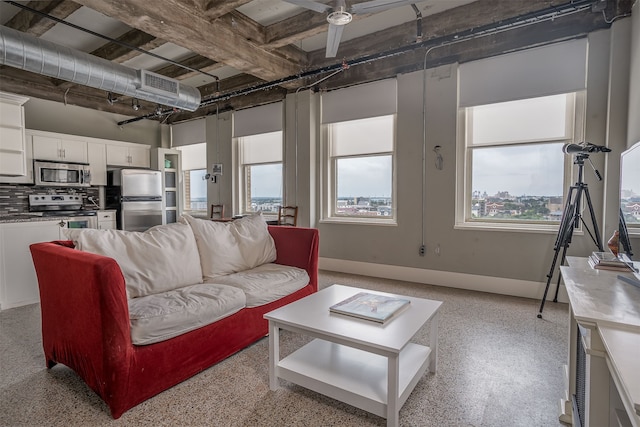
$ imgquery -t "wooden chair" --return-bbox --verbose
[210,204,225,220]
[277,206,298,226]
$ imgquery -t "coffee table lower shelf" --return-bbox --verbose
[277,338,432,419]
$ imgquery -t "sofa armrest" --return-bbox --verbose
[268,226,319,292]
[29,241,132,389]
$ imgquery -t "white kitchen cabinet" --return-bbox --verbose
[0,92,29,178]
[97,210,116,230]
[0,220,65,310]
[32,134,88,164]
[88,142,107,186]
[106,143,150,168]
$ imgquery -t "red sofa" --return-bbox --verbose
[29,225,319,419]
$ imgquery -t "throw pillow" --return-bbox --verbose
[181,213,276,278]
[64,222,203,298]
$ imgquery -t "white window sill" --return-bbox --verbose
[320,217,397,226]
[454,220,583,235]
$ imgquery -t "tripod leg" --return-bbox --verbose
[582,186,604,251]
[538,250,560,318]
[552,245,569,303]
[538,196,577,318]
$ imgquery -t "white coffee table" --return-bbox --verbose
[264,284,442,427]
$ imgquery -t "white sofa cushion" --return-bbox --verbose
[205,263,309,307]
[64,223,203,298]
[128,283,246,345]
[181,213,276,279]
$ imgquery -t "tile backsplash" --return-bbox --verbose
[0,184,100,215]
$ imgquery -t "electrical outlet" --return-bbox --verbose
[419,245,425,256]
[435,244,441,256]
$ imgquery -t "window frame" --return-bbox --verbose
[181,168,208,215]
[176,142,207,216]
[234,131,283,215]
[241,161,283,214]
[321,114,397,225]
[455,91,586,232]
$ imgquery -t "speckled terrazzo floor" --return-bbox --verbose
[0,271,568,427]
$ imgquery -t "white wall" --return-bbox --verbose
[24,97,168,147]
[628,1,640,146]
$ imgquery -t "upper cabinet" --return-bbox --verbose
[106,143,150,168]
[87,142,107,186]
[15,129,152,187]
[0,92,29,177]
[32,134,88,164]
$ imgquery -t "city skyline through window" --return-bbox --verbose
[464,93,579,223]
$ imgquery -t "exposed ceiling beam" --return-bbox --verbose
[192,0,254,19]
[89,29,166,64]
[215,10,266,45]
[152,55,222,80]
[72,0,302,81]
[264,9,330,49]
[3,0,82,36]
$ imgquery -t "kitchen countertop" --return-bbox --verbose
[0,214,77,223]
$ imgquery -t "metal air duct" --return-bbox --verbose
[0,26,201,112]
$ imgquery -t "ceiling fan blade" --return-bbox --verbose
[351,0,418,15]
[325,23,345,58]
[282,0,332,13]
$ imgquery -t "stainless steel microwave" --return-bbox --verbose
[34,160,91,187]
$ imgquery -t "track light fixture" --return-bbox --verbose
[107,92,119,105]
[132,98,140,111]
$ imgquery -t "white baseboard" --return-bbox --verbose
[319,257,569,304]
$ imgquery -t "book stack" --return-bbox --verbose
[329,292,411,324]
[588,251,634,272]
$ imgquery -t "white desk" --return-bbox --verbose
[560,257,640,427]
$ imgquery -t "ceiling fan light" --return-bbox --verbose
[327,9,352,26]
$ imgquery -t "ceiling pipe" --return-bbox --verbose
[0,26,201,111]
[5,1,220,81]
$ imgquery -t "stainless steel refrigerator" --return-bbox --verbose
[107,169,163,231]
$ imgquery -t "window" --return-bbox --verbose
[177,143,207,215]
[237,131,283,214]
[321,79,397,224]
[326,115,395,221]
[457,92,584,228]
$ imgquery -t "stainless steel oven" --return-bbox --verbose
[34,160,91,187]
[28,194,98,229]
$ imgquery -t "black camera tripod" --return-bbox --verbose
[537,153,603,318]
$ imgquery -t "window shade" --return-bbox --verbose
[459,38,588,107]
[171,118,206,147]
[330,115,394,156]
[240,131,283,165]
[233,102,283,137]
[177,143,206,170]
[322,78,397,124]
